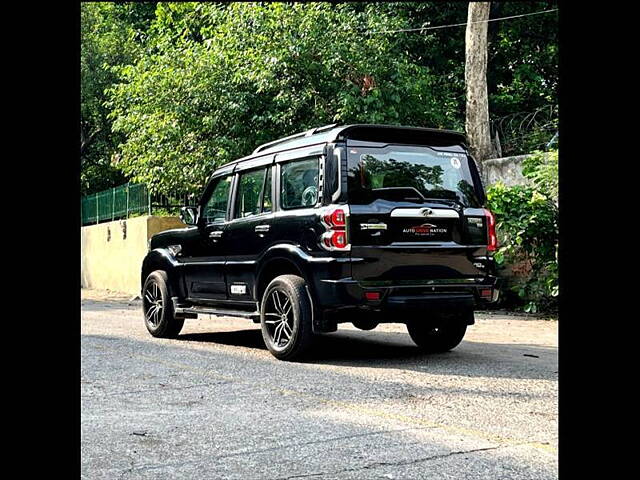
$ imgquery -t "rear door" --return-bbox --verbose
[345,143,489,283]
[267,149,324,250]
[225,159,275,302]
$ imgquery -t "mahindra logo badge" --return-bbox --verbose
[420,208,433,216]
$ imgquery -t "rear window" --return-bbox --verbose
[347,146,481,207]
[280,158,319,209]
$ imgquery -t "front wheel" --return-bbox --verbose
[260,275,314,361]
[406,320,468,353]
[142,270,184,338]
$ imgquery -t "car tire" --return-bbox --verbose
[260,274,314,361]
[142,270,184,338]
[406,311,471,353]
[352,319,379,331]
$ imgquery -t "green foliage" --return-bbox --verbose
[487,2,558,117]
[522,148,558,200]
[107,2,461,195]
[371,2,558,154]
[486,149,559,313]
[81,2,157,194]
[82,2,558,194]
[148,207,178,218]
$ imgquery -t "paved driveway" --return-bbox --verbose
[81,290,557,479]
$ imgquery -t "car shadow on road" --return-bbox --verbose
[179,329,268,350]
[176,327,557,381]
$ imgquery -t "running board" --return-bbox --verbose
[174,305,261,322]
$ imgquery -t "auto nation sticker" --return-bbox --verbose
[403,223,448,236]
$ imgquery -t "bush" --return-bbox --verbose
[486,149,558,314]
[522,149,558,200]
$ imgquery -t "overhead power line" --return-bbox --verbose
[366,8,559,35]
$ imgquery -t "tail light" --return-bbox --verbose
[479,288,493,299]
[320,205,350,251]
[483,208,498,252]
[323,209,346,227]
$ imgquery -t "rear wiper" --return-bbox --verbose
[370,188,466,209]
[422,197,465,210]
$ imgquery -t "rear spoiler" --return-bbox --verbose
[337,124,467,148]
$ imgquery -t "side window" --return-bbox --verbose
[280,158,319,209]
[234,168,267,219]
[262,166,272,213]
[202,175,232,224]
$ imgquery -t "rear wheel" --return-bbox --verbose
[406,311,471,353]
[352,319,379,331]
[260,275,314,361]
[142,270,184,338]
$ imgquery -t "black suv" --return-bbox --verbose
[141,124,500,360]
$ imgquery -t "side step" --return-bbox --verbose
[174,305,261,322]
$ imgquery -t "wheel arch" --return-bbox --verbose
[255,255,307,303]
[141,249,184,298]
[255,245,330,334]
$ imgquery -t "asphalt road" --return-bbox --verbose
[81,290,558,479]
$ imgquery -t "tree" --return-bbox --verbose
[80,2,157,194]
[465,1,496,162]
[487,2,558,117]
[82,2,558,194]
[107,3,452,195]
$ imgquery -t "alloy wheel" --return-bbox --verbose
[144,281,163,328]
[264,289,295,350]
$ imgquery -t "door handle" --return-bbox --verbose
[209,231,223,238]
[254,225,270,233]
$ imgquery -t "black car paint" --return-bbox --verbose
[142,124,500,332]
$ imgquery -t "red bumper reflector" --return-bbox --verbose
[480,288,492,299]
[364,292,380,301]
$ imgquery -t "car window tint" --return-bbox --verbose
[234,168,266,219]
[346,147,480,207]
[280,158,319,209]
[202,175,232,224]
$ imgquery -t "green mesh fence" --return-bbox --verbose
[81,183,150,226]
[81,183,194,226]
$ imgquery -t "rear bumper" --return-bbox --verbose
[386,293,475,311]
[314,275,502,313]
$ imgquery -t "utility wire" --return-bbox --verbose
[365,8,558,35]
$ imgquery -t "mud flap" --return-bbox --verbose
[307,285,337,333]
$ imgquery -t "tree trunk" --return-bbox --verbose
[465,2,495,163]
[80,124,101,159]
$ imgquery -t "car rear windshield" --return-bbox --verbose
[346,145,482,207]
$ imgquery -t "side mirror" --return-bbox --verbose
[179,206,198,226]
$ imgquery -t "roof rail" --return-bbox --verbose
[252,123,338,154]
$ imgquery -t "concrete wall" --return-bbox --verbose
[481,155,532,188]
[81,216,184,296]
